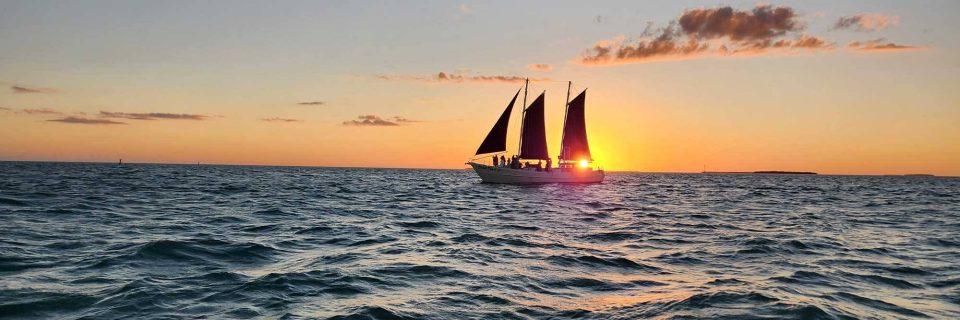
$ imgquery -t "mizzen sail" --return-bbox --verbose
[518,93,549,160]
[475,90,520,155]
[560,90,592,161]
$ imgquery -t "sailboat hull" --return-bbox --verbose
[468,163,604,184]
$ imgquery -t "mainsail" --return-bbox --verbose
[518,93,549,160]
[475,90,520,155]
[560,90,592,161]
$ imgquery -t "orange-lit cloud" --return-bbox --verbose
[526,64,553,71]
[577,5,840,65]
[678,5,802,41]
[847,38,923,52]
[261,117,303,123]
[834,13,899,32]
[342,115,418,126]
[18,108,65,115]
[99,111,209,120]
[11,86,56,94]
[297,101,324,106]
[48,117,125,125]
[378,72,549,84]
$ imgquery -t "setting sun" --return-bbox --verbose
[580,160,589,168]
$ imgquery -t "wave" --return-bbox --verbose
[451,233,490,243]
[294,225,333,234]
[547,254,661,272]
[0,290,98,318]
[437,291,513,306]
[838,271,922,289]
[325,306,421,320]
[370,263,470,280]
[827,292,930,318]
[584,231,639,242]
[397,220,440,229]
[82,239,281,268]
[0,197,29,206]
[670,291,778,309]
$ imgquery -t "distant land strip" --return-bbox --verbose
[703,171,818,175]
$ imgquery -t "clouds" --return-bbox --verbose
[576,5,922,66]
[261,117,303,123]
[578,5,834,65]
[342,115,419,127]
[297,101,324,106]
[526,64,553,72]
[678,5,802,41]
[18,108,65,115]
[459,3,473,15]
[98,111,208,120]
[39,111,210,125]
[834,13,899,32]
[848,38,921,52]
[47,117,125,125]
[378,72,549,84]
[11,86,56,94]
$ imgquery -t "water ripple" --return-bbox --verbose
[0,162,958,318]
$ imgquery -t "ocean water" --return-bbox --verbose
[1,162,958,319]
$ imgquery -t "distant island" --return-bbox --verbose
[703,171,817,175]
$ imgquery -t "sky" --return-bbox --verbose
[1,0,958,175]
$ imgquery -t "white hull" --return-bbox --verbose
[468,162,604,184]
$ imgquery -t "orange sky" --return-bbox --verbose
[1,2,958,175]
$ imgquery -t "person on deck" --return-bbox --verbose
[536,160,543,171]
[500,155,506,167]
[546,158,552,172]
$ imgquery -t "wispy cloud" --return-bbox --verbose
[261,117,303,123]
[0,107,11,111]
[18,108,65,115]
[834,13,899,32]
[576,5,838,65]
[48,117,126,125]
[342,115,419,127]
[848,38,923,52]
[459,3,473,15]
[99,111,208,120]
[378,72,548,84]
[526,64,553,72]
[297,101,324,106]
[11,86,56,94]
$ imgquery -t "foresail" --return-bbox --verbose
[518,93,549,160]
[560,90,591,161]
[475,90,520,155]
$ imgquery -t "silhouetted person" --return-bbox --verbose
[492,155,498,167]
[546,158,552,172]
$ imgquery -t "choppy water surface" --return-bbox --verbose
[1,162,958,319]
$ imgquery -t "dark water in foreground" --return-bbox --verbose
[1,162,958,319]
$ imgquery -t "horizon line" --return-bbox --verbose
[0,160,953,178]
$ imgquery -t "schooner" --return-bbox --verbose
[466,80,604,183]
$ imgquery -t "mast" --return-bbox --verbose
[560,81,571,161]
[517,78,529,157]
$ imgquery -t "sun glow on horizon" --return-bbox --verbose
[579,159,589,168]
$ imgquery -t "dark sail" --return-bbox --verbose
[560,90,592,161]
[475,90,520,155]
[518,93,549,160]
